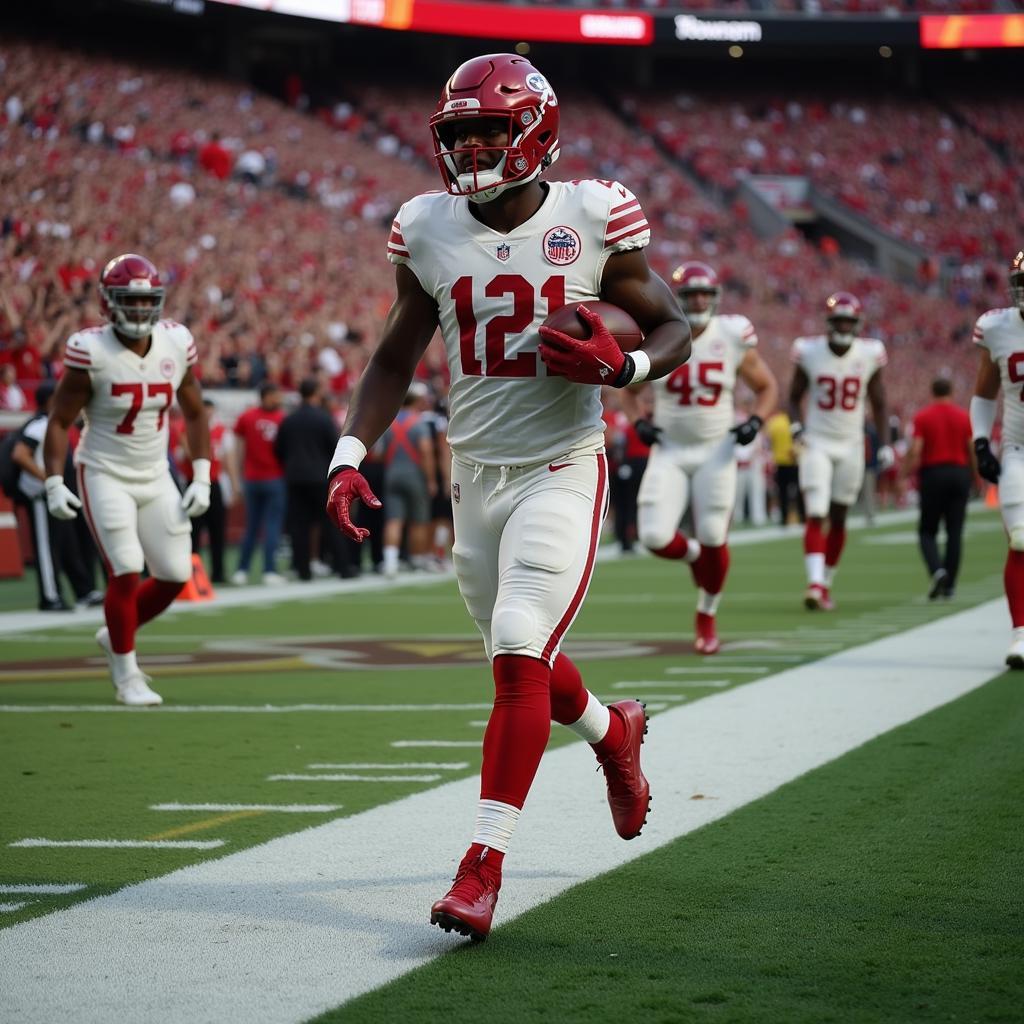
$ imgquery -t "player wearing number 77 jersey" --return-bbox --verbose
[325,53,689,942]
[619,261,778,655]
[43,253,211,706]
[788,291,890,611]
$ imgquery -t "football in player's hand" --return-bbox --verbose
[541,301,643,353]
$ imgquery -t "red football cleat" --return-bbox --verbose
[596,700,651,840]
[430,846,502,942]
[694,611,720,655]
[819,586,835,611]
[804,583,833,611]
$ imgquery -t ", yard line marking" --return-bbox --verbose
[0,598,1008,1024]
[612,680,729,689]
[665,666,766,674]
[306,763,469,771]
[267,773,442,783]
[390,740,483,749]
[0,703,495,714]
[466,720,489,727]
[151,804,342,814]
[0,902,28,912]
[0,883,87,894]
[146,812,262,841]
[9,839,226,850]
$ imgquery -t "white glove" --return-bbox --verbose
[877,444,895,471]
[45,475,82,520]
[181,458,211,518]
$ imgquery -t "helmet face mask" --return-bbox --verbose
[430,54,559,204]
[1010,250,1024,312]
[825,291,862,349]
[100,254,165,342]
[671,261,720,328]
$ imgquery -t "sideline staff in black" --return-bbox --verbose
[903,378,974,599]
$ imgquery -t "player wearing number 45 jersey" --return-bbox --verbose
[325,54,690,942]
[971,251,1024,668]
[43,254,211,706]
[788,292,890,611]
[620,261,778,655]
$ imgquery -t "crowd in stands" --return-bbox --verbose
[456,0,1006,12]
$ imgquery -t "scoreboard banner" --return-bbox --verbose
[920,13,1024,48]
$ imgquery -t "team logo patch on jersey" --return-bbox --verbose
[452,482,460,504]
[160,358,176,379]
[496,243,511,262]
[709,338,726,357]
[543,226,581,267]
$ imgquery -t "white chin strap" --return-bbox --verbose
[686,310,712,328]
[458,161,542,204]
[830,332,856,349]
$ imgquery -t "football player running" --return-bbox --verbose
[620,261,777,654]
[970,250,1024,668]
[788,292,890,610]
[44,254,211,705]
[325,54,690,942]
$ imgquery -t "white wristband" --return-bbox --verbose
[190,458,211,486]
[969,396,997,440]
[330,435,367,474]
[627,349,652,386]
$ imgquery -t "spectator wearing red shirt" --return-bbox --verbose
[198,132,233,181]
[904,378,974,600]
[232,383,286,585]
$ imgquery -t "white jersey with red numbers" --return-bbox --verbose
[792,335,887,445]
[973,307,1024,447]
[63,321,197,483]
[388,179,650,467]
[652,314,757,446]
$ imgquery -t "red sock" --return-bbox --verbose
[649,531,690,560]
[104,573,139,654]
[1005,551,1024,627]
[591,702,626,757]
[480,655,552,808]
[804,520,826,555]
[136,578,185,627]
[466,842,505,873]
[549,653,589,725]
[825,527,847,571]
[693,544,730,595]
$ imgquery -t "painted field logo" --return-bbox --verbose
[496,243,511,262]
[543,226,581,266]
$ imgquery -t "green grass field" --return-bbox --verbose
[1,510,1021,1022]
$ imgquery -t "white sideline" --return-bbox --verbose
[0,598,1009,1024]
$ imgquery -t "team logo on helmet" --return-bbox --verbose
[543,226,581,266]
[496,243,511,262]
[525,73,548,94]
[160,358,176,379]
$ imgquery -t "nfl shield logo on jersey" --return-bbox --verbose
[452,483,460,504]
[543,226,581,267]
[496,243,511,262]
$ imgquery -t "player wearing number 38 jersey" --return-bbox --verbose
[43,254,211,707]
[325,54,690,943]
[788,291,889,612]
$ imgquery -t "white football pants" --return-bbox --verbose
[798,435,865,517]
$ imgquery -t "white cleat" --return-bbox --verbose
[230,569,248,586]
[115,674,163,706]
[1005,638,1024,671]
[95,626,115,676]
[262,572,288,586]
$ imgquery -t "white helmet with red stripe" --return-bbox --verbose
[1010,250,1024,312]
[825,290,862,349]
[429,53,559,204]
[100,253,165,341]
[672,260,720,328]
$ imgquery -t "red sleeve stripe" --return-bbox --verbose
[605,203,642,233]
[387,247,409,260]
[605,219,650,245]
[389,229,406,246]
[388,240,409,254]
[610,198,637,215]
[64,355,91,368]
[742,326,757,338]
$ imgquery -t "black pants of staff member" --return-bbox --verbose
[610,457,646,552]
[287,481,354,581]
[918,463,971,593]
[351,459,385,572]
[22,497,97,608]
[775,464,804,525]
[191,479,227,583]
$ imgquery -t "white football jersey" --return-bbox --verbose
[973,307,1024,447]
[792,335,887,445]
[64,321,198,482]
[651,314,757,446]
[388,179,650,466]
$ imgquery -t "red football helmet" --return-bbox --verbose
[99,254,165,341]
[429,53,560,203]
[825,290,862,347]
[672,261,720,327]
[1010,250,1024,311]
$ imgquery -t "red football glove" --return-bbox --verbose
[538,304,627,386]
[326,467,381,542]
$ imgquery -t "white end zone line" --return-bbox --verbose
[151,804,341,814]
[0,884,87,894]
[267,773,443,783]
[9,839,226,850]
[0,598,1010,1024]
[306,763,469,771]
